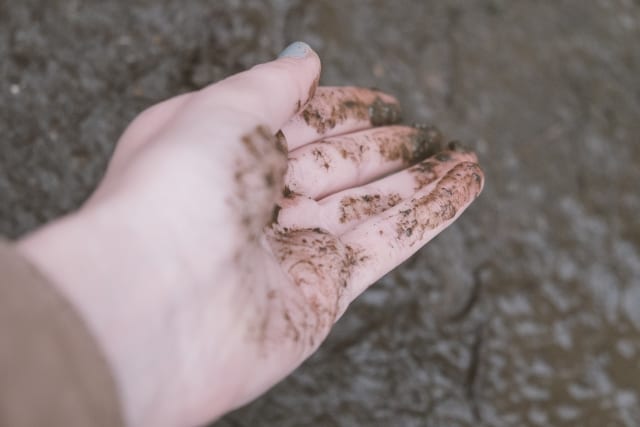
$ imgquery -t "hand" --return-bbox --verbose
[16,43,484,427]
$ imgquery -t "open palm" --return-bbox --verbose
[18,44,483,427]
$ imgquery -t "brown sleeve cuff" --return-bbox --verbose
[0,239,125,427]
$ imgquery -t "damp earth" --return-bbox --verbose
[1,1,640,426]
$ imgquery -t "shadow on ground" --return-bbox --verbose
[1,0,639,425]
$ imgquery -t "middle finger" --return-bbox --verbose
[285,125,444,200]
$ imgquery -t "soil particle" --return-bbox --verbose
[369,97,403,126]
[275,130,288,154]
[408,125,443,161]
[311,147,331,170]
[301,89,402,134]
[339,193,403,224]
[301,107,331,134]
[447,139,472,153]
[410,159,439,190]
[409,148,466,190]
[435,152,452,162]
[271,204,282,225]
[411,124,444,159]
[396,162,483,242]
[233,125,287,241]
[377,126,444,164]
[283,185,295,198]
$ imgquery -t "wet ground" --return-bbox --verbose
[2,0,640,425]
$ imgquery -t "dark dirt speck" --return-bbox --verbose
[339,193,403,224]
[369,96,402,126]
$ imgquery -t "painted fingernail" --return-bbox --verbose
[278,41,311,59]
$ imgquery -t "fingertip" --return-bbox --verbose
[275,41,321,79]
[278,42,315,60]
[190,43,322,134]
[275,42,321,106]
[281,87,402,151]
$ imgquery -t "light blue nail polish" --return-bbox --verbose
[278,41,310,59]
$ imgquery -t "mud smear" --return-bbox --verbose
[369,96,403,126]
[274,130,288,154]
[233,125,287,242]
[378,125,444,164]
[406,145,479,191]
[282,185,295,199]
[270,204,282,225]
[267,228,365,348]
[446,139,473,153]
[301,89,402,134]
[321,125,444,171]
[288,125,449,198]
[411,160,440,190]
[311,146,332,170]
[339,193,403,224]
[307,76,319,104]
[396,162,484,242]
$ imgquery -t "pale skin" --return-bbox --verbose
[15,43,484,426]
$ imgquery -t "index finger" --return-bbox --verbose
[280,86,402,151]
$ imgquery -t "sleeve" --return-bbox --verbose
[0,239,125,427]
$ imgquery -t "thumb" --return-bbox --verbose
[176,42,320,241]
[182,41,321,136]
[110,42,320,170]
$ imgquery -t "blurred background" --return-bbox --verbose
[1,0,639,425]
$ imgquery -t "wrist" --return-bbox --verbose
[16,202,241,426]
[15,206,178,426]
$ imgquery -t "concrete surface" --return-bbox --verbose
[1,0,640,425]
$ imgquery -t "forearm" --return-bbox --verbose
[15,203,239,427]
[0,237,124,426]
[15,207,172,427]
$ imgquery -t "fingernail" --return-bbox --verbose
[278,41,311,59]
